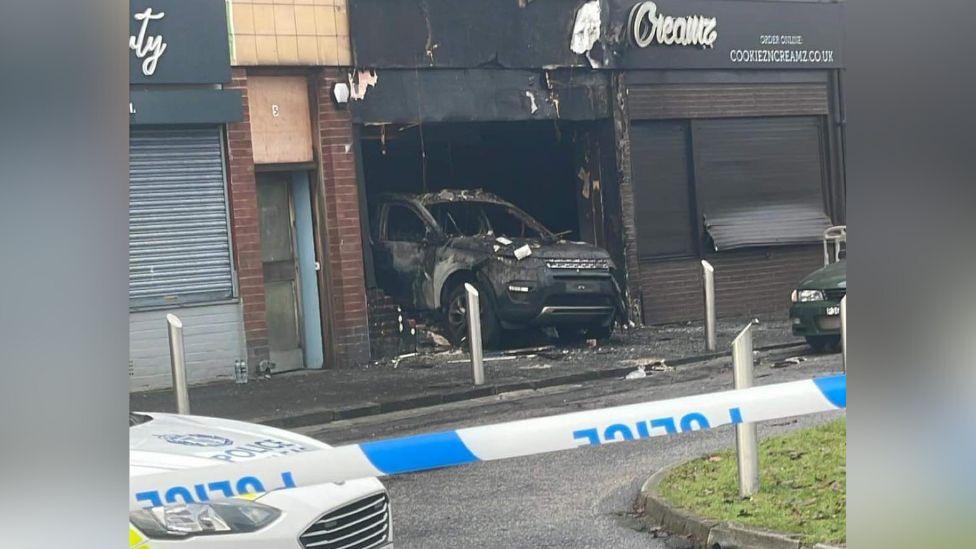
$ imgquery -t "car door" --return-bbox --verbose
[374,202,431,307]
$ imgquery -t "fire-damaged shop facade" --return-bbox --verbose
[344,0,846,350]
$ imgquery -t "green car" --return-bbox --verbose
[790,227,846,352]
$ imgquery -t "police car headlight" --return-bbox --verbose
[129,500,281,539]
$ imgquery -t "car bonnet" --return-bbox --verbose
[129,412,330,476]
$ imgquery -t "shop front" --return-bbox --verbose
[344,0,846,343]
[345,1,620,353]
[610,0,846,323]
[128,0,244,390]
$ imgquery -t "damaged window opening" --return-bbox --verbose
[427,202,548,240]
[386,204,427,242]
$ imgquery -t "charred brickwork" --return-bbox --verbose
[366,289,404,360]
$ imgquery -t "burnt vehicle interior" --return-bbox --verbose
[360,121,581,240]
[359,120,626,348]
[426,201,549,240]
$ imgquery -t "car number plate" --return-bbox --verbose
[568,282,595,293]
[826,306,840,316]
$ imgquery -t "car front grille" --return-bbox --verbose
[545,258,610,271]
[299,493,390,549]
[824,288,847,301]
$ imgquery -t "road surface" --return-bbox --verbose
[298,348,845,548]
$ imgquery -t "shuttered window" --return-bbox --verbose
[691,117,831,251]
[129,128,235,307]
[630,121,697,259]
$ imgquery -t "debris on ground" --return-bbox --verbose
[624,365,647,380]
[538,349,569,360]
[518,363,552,370]
[513,244,533,260]
[428,332,451,348]
[391,353,418,368]
[649,362,675,373]
[503,345,555,356]
[621,357,672,372]
[586,338,598,348]
[446,356,518,364]
[772,356,808,368]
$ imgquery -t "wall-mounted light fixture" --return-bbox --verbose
[332,82,350,105]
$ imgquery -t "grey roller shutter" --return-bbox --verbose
[630,121,697,259]
[692,117,831,251]
[129,128,234,307]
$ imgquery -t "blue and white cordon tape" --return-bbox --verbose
[130,374,846,510]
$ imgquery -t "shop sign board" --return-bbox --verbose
[613,0,843,69]
[346,0,843,70]
[129,0,231,84]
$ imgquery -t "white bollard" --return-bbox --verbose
[166,314,191,415]
[464,283,485,386]
[840,295,847,372]
[701,260,717,352]
[731,321,760,497]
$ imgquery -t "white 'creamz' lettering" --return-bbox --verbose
[629,1,718,49]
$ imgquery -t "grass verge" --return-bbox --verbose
[657,418,846,546]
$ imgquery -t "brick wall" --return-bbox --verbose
[638,245,824,324]
[225,68,271,368]
[315,68,371,367]
[367,289,404,360]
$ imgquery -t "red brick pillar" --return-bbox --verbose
[225,68,270,368]
[316,68,371,367]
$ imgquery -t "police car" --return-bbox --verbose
[129,412,392,548]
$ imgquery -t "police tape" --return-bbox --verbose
[130,373,846,511]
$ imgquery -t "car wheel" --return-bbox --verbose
[444,282,500,348]
[806,335,840,353]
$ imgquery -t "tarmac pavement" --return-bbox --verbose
[130,314,804,427]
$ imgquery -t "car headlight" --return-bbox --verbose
[791,289,825,303]
[129,500,281,540]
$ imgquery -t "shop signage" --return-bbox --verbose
[129,8,167,76]
[614,0,843,70]
[628,1,718,49]
[129,89,243,125]
[129,0,231,85]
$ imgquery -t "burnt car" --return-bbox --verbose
[370,190,620,346]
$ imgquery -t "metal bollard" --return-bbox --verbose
[731,320,760,497]
[166,314,191,415]
[701,260,717,352]
[840,295,847,372]
[464,283,485,386]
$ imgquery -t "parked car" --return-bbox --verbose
[370,189,621,346]
[790,226,847,351]
[129,412,391,548]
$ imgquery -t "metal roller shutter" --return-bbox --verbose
[630,121,697,259]
[129,128,234,306]
[691,117,831,251]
